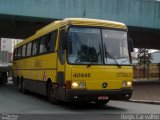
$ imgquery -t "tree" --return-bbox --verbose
[137,48,152,78]
[137,48,152,65]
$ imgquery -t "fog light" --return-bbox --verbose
[127,81,132,87]
[72,82,78,87]
[125,94,129,97]
[79,82,85,88]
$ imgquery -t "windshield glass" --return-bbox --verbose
[102,29,130,65]
[67,26,131,65]
[67,27,103,64]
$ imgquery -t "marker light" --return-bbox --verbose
[79,82,85,88]
[122,81,127,87]
[66,81,71,89]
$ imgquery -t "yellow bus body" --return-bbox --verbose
[13,18,133,104]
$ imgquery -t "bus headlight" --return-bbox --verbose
[72,82,78,87]
[71,81,85,89]
[127,81,132,87]
[122,81,132,87]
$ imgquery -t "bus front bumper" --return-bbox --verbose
[65,88,133,102]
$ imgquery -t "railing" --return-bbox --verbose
[134,64,160,80]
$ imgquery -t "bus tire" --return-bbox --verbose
[47,82,59,104]
[21,80,27,94]
[18,79,22,92]
[95,100,109,106]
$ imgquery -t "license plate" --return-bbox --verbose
[98,96,109,100]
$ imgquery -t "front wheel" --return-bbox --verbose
[47,83,59,104]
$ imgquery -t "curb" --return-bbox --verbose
[129,99,160,105]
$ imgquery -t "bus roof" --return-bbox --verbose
[63,18,127,29]
[15,18,127,48]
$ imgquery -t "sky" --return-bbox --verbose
[135,48,159,53]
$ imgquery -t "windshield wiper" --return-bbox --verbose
[74,55,96,67]
[86,56,98,67]
[86,45,102,67]
[86,62,93,67]
[104,44,121,68]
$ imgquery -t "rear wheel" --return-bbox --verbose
[18,79,22,92]
[47,83,59,104]
[95,100,109,106]
[21,80,27,94]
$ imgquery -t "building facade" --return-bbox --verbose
[0,38,22,65]
[151,51,160,64]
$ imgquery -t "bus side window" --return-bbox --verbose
[58,28,66,65]
[46,34,51,52]
[46,30,57,52]
[40,36,47,54]
[22,45,26,57]
[32,40,39,55]
[52,30,58,51]
[17,47,22,59]
[13,49,17,60]
[26,42,32,56]
[59,29,66,50]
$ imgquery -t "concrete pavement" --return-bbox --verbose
[6,78,160,104]
[130,80,160,104]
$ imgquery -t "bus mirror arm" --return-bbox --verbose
[62,32,67,50]
[62,41,67,50]
[129,38,134,52]
[58,50,65,65]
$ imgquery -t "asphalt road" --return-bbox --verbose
[0,83,160,120]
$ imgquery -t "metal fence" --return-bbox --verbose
[134,64,160,80]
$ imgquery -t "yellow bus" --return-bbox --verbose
[12,18,133,105]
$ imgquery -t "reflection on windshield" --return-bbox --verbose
[68,27,103,64]
[67,27,131,65]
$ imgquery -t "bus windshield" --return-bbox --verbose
[67,27,131,65]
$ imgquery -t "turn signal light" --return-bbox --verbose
[66,81,71,89]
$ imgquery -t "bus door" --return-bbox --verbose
[56,27,67,101]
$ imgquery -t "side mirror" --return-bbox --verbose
[129,38,134,52]
[62,33,67,50]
